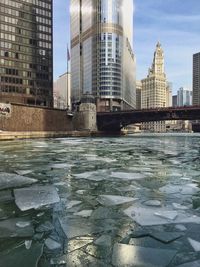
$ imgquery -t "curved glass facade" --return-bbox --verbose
[71,0,136,111]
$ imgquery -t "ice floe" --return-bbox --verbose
[97,195,138,207]
[0,172,37,190]
[14,185,60,211]
[124,206,200,226]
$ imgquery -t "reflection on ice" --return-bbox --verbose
[112,243,177,267]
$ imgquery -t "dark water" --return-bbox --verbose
[1,134,200,266]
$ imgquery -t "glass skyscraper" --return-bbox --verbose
[70,0,136,112]
[0,0,53,107]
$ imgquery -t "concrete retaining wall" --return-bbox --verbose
[0,103,73,132]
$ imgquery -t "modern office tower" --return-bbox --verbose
[70,0,136,112]
[193,52,200,105]
[136,80,142,109]
[177,87,192,107]
[0,0,53,107]
[141,42,167,132]
[54,72,71,110]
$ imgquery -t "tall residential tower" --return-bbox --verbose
[0,0,53,107]
[70,0,136,112]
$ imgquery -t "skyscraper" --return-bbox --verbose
[193,52,200,105]
[141,42,167,132]
[177,87,192,107]
[70,0,136,112]
[0,0,53,107]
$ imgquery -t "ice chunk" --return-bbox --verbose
[154,211,178,220]
[188,238,200,251]
[74,171,105,181]
[175,224,187,231]
[143,200,162,207]
[0,218,34,238]
[176,260,200,267]
[14,185,60,211]
[111,172,145,180]
[0,242,43,267]
[76,190,86,195]
[124,206,200,226]
[66,200,82,209]
[97,195,138,207]
[112,243,177,267]
[94,235,112,247]
[50,163,72,169]
[16,221,31,228]
[0,172,37,190]
[172,203,189,210]
[149,232,183,243]
[74,210,93,217]
[159,183,199,195]
[45,238,61,251]
[25,240,32,250]
[15,170,33,176]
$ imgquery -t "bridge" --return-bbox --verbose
[97,106,200,132]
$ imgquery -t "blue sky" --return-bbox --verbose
[53,0,200,94]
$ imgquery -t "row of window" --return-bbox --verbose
[2,0,51,8]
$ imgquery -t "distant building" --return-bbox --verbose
[141,42,167,132]
[70,0,136,112]
[177,87,192,106]
[0,0,53,107]
[54,73,71,110]
[172,95,177,107]
[193,52,200,105]
[136,81,142,109]
[166,82,172,107]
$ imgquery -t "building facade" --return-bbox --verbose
[70,0,136,112]
[0,0,53,107]
[54,72,71,110]
[177,87,192,107]
[136,80,142,110]
[141,42,167,132]
[193,52,200,105]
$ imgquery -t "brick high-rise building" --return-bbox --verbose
[0,0,53,107]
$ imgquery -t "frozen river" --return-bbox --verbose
[1,134,200,266]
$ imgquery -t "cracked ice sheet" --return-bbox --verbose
[97,195,138,207]
[112,243,176,267]
[0,172,37,190]
[110,172,146,180]
[124,206,200,226]
[14,185,60,211]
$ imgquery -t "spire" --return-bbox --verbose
[156,41,161,48]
